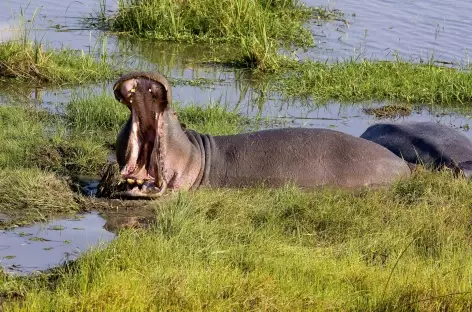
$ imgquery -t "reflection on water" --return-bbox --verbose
[0,211,115,275]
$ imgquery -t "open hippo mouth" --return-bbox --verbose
[112,72,172,198]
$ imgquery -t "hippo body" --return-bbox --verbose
[360,121,472,177]
[111,72,411,198]
[193,128,410,189]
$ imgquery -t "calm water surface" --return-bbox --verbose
[0,0,471,135]
[0,212,115,275]
[305,0,472,65]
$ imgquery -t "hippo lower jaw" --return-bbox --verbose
[115,181,164,199]
[115,178,166,199]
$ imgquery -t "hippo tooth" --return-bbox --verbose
[149,88,152,93]
[130,88,136,93]
[129,99,133,104]
[127,178,135,185]
[136,179,144,185]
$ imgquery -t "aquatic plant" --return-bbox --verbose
[0,40,117,84]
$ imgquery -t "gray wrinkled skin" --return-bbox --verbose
[201,128,411,188]
[360,121,472,178]
[112,72,411,198]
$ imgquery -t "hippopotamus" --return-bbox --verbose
[111,71,411,198]
[360,121,472,178]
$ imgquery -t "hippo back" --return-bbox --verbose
[360,121,472,175]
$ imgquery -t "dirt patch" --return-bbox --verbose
[77,197,158,233]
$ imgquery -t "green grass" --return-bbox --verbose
[0,106,50,168]
[268,59,472,106]
[0,40,117,84]
[101,0,314,45]
[0,168,79,228]
[2,170,472,310]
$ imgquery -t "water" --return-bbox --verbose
[0,212,115,275]
[0,0,116,49]
[305,0,472,65]
[0,1,472,136]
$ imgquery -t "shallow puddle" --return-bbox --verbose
[0,211,115,275]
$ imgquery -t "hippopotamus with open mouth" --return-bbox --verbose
[360,121,472,177]
[111,72,411,198]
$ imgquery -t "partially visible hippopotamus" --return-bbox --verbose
[111,71,411,198]
[360,121,472,178]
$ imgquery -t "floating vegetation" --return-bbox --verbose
[363,105,413,119]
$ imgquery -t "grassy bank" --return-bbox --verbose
[0,40,117,84]
[0,168,79,228]
[2,170,472,310]
[266,59,472,106]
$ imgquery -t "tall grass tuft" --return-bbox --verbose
[0,6,118,84]
[0,168,79,227]
[0,40,117,84]
[0,106,49,168]
[94,0,319,70]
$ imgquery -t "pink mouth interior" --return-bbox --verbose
[115,78,163,195]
